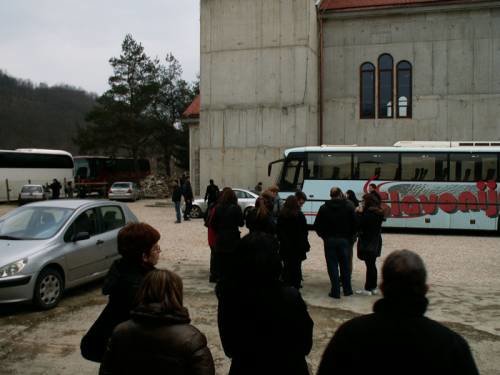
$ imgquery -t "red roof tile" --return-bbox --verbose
[182,95,200,118]
[320,0,466,11]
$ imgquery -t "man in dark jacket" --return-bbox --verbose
[172,180,182,223]
[204,179,220,207]
[314,187,357,299]
[182,177,194,221]
[317,250,479,375]
[49,178,62,199]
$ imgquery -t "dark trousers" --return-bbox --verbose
[324,237,352,297]
[364,256,378,291]
[184,199,192,219]
[209,246,218,282]
[282,257,303,289]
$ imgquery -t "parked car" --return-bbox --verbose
[0,199,138,309]
[108,182,143,201]
[187,188,259,218]
[18,184,50,205]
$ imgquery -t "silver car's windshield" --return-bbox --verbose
[21,186,43,193]
[112,183,131,189]
[0,207,74,240]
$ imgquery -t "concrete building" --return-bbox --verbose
[198,0,319,191]
[190,0,500,195]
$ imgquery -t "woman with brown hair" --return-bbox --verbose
[99,269,215,375]
[81,222,161,362]
[245,190,276,235]
[277,195,310,289]
[356,193,385,295]
[211,187,244,281]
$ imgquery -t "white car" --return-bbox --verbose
[188,188,259,218]
[18,184,51,205]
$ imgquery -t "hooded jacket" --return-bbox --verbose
[99,303,215,375]
[314,199,357,240]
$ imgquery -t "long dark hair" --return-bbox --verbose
[279,195,300,218]
[255,191,274,220]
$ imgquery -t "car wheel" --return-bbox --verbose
[33,267,64,310]
[190,205,202,218]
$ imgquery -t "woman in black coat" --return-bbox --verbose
[277,195,310,289]
[356,194,385,295]
[211,188,244,281]
[216,232,313,375]
[99,269,215,375]
[81,223,161,362]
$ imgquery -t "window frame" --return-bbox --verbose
[359,62,376,119]
[396,60,412,118]
[377,53,394,119]
[97,205,126,233]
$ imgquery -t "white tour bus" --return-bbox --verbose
[269,141,500,232]
[0,149,74,202]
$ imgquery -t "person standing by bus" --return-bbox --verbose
[49,178,62,199]
[314,187,357,299]
[182,177,194,221]
[277,196,310,289]
[356,193,385,295]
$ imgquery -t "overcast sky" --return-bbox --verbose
[0,0,199,95]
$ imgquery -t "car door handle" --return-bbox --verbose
[309,195,314,198]
[96,240,104,245]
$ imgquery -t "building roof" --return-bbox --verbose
[319,0,468,11]
[182,95,200,118]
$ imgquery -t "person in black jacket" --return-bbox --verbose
[211,188,244,281]
[216,232,313,375]
[317,250,479,375]
[99,269,215,375]
[277,195,310,289]
[314,187,357,299]
[182,177,194,221]
[204,179,220,207]
[356,193,385,295]
[172,180,183,223]
[80,223,161,363]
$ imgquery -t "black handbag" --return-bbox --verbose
[80,303,115,363]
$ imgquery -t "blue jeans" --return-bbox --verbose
[324,237,352,297]
[174,201,181,222]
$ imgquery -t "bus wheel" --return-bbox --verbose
[190,206,202,218]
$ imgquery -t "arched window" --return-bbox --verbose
[360,62,375,118]
[378,54,393,118]
[397,61,412,118]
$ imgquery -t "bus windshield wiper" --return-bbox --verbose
[0,235,22,240]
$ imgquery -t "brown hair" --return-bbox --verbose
[280,195,300,218]
[267,185,279,193]
[256,191,274,220]
[117,223,161,263]
[362,193,380,209]
[218,187,237,206]
[381,250,427,298]
[136,269,186,313]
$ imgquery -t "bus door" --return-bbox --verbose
[275,153,305,205]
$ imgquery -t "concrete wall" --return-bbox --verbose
[200,0,319,190]
[188,122,200,196]
[322,2,500,145]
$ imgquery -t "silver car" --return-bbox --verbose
[108,181,143,201]
[189,188,259,218]
[0,199,138,309]
[18,184,50,204]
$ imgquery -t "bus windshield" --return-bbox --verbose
[278,154,305,191]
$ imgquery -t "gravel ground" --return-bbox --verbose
[0,200,499,374]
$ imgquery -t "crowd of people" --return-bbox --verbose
[78,180,480,374]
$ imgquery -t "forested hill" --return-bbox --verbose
[0,70,96,154]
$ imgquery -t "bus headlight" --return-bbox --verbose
[0,258,28,278]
